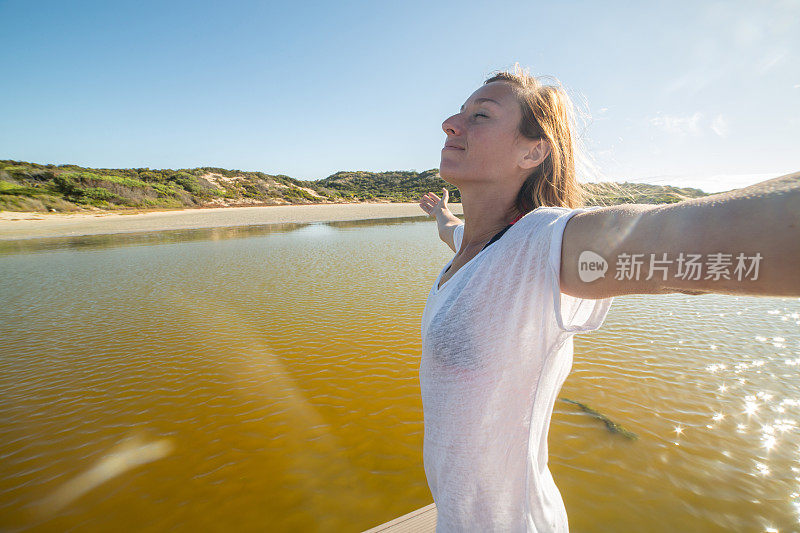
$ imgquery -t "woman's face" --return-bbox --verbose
[440,81,539,183]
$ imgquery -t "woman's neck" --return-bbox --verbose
[458,191,524,249]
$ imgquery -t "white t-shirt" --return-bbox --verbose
[420,206,614,532]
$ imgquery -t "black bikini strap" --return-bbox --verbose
[480,223,514,253]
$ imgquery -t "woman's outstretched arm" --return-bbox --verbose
[559,171,800,299]
[419,188,462,253]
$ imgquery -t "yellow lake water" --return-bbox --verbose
[1,217,799,532]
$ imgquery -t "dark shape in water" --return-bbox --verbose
[560,397,639,440]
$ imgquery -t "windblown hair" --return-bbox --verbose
[484,63,590,215]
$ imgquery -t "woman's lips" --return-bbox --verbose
[442,146,465,151]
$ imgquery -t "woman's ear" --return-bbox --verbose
[520,138,551,169]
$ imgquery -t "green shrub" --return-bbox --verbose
[78,187,128,206]
[0,180,42,196]
[52,175,83,198]
[242,184,263,198]
[174,175,204,194]
[152,183,178,197]
[60,171,149,189]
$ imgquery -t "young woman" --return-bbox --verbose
[417,66,799,532]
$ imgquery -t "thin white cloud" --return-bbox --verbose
[711,114,729,137]
[591,107,609,122]
[733,17,764,46]
[649,112,703,136]
[661,66,727,97]
[663,4,796,98]
[757,48,788,73]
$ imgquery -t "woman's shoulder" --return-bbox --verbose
[506,205,599,247]
[519,205,603,223]
[515,205,575,227]
[530,205,581,215]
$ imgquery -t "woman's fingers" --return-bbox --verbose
[419,190,451,217]
[421,193,438,205]
[419,192,439,216]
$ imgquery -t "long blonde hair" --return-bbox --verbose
[484,63,589,215]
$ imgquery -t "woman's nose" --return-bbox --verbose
[442,114,461,135]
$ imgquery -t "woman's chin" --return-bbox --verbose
[436,168,458,184]
[438,160,460,177]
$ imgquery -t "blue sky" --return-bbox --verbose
[1,0,797,193]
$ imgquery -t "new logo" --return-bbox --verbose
[578,251,608,282]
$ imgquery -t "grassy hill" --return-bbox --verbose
[0,159,713,213]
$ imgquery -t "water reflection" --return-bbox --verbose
[36,431,174,517]
[0,214,430,256]
[0,219,799,531]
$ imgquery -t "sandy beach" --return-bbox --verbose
[0,203,464,241]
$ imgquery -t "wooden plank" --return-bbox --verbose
[362,502,437,532]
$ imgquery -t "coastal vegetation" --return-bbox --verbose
[0,160,712,213]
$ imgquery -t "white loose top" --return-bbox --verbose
[420,206,614,532]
